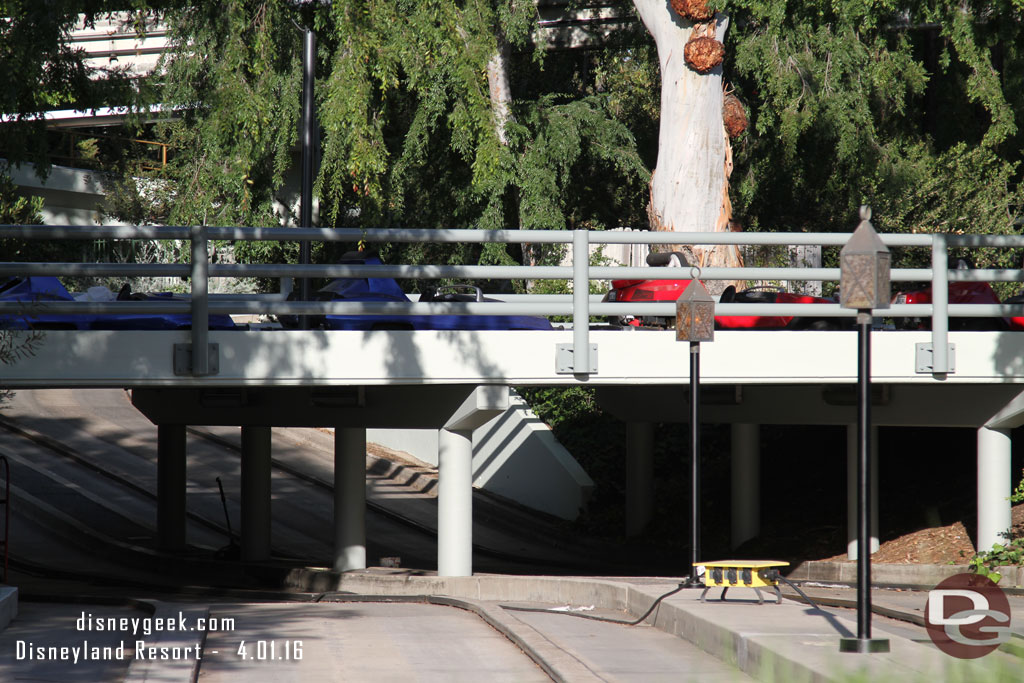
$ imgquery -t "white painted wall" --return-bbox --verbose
[368,391,593,520]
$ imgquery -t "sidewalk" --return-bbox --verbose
[286,569,1022,682]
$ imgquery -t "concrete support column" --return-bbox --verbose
[731,423,760,549]
[626,422,655,537]
[438,428,473,577]
[977,426,1012,552]
[157,424,187,551]
[240,426,272,561]
[847,425,879,560]
[334,427,367,572]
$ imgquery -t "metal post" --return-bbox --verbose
[298,25,316,327]
[846,425,879,559]
[688,341,701,585]
[840,313,889,653]
[977,426,1012,552]
[334,427,367,572]
[931,235,948,375]
[189,224,209,375]
[157,424,187,551]
[626,422,655,537]
[856,312,871,639]
[438,428,473,576]
[240,426,272,562]
[572,229,590,375]
[731,423,760,549]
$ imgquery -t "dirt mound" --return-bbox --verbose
[823,504,1023,564]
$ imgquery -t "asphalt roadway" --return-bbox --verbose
[0,574,1021,682]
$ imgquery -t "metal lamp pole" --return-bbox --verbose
[299,23,315,313]
[676,274,715,587]
[290,0,322,329]
[838,207,891,654]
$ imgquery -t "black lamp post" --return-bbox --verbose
[290,0,321,329]
[676,276,715,587]
[838,207,891,654]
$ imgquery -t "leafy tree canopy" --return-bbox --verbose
[0,1,157,173]
[4,0,1023,275]
[723,0,1024,251]
[148,0,650,274]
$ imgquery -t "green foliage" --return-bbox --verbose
[1012,469,1024,505]
[970,538,1023,583]
[155,1,303,228]
[726,0,1024,245]
[0,170,48,261]
[971,468,1024,582]
[0,3,152,176]
[0,172,43,226]
[144,0,650,288]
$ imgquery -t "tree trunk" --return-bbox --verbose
[633,3,741,288]
[487,30,513,146]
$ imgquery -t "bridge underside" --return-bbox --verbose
[6,327,1023,572]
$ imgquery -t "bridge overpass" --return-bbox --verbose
[2,224,1024,577]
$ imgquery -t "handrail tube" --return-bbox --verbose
[9,223,1024,249]
[0,225,947,247]
[190,225,209,375]
[572,230,591,372]
[14,300,1019,318]
[931,235,949,374]
[947,269,1024,282]
[0,263,192,277]
[0,261,935,282]
[947,234,1024,248]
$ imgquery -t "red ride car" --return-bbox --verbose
[604,252,845,330]
[892,260,1024,331]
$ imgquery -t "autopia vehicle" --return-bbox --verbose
[279,252,552,331]
[891,260,1024,331]
[0,276,239,330]
[604,252,844,330]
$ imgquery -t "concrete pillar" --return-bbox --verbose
[977,426,1012,552]
[626,422,654,537]
[438,428,473,576]
[847,425,879,560]
[157,424,187,551]
[731,423,760,549]
[240,425,272,561]
[334,427,367,571]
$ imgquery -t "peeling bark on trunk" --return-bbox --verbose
[633,3,743,290]
[487,30,513,147]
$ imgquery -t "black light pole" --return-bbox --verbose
[297,21,315,328]
[289,1,322,327]
[838,207,891,654]
[689,339,701,585]
[676,274,715,587]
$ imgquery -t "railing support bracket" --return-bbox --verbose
[556,343,598,374]
[174,343,220,376]
[915,343,955,374]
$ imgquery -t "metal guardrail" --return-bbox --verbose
[3,225,1024,377]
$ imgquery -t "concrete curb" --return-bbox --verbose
[790,561,1024,589]
[286,569,1014,683]
[0,586,17,632]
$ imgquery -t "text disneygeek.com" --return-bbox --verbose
[15,611,236,663]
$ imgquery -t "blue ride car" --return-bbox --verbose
[279,253,552,331]
[0,276,239,330]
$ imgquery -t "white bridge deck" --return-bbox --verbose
[5,327,1023,386]
[6,327,1024,429]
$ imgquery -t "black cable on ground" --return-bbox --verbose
[500,579,690,626]
[765,570,825,612]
